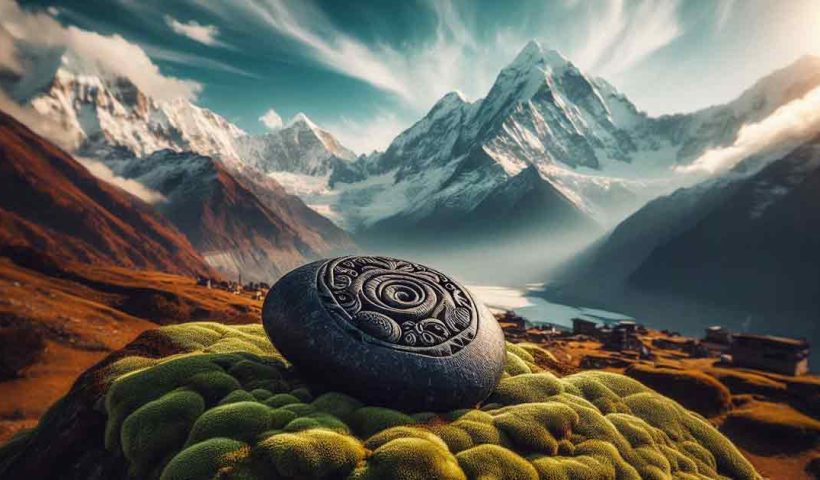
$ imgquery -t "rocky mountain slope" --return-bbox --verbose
[105,149,354,282]
[544,134,820,348]
[0,110,212,276]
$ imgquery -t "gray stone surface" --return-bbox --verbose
[262,256,506,411]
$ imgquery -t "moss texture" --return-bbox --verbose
[97,322,758,480]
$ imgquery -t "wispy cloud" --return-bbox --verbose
[0,0,202,101]
[0,25,21,73]
[76,157,167,204]
[141,44,258,78]
[259,108,283,130]
[194,0,514,112]
[225,0,411,99]
[0,90,78,149]
[323,111,408,154]
[570,0,683,77]
[714,0,736,31]
[64,28,203,101]
[0,89,165,203]
[164,15,222,46]
[678,84,820,174]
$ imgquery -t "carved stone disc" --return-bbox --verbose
[262,256,506,411]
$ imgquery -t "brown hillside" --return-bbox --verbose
[0,252,261,442]
[0,110,213,277]
[117,149,356,282]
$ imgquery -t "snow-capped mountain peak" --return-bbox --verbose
[237,113,355,176]
[288,112,317,129]
[18,50,248,162]
[7,45,359,180]
[508,40,569,71]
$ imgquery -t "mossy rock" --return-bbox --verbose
[352,437,465,480]
[186,401,276,445]
[312,392,364,422]
[219,389,257,405]
[457,444,538,480]
[15,322,758,480]
[160,437,248,480]
[349,406,417,437]
[255,429,365,479]
[121,390,205,478]
[364,426,450,452]
[284,412,350,434]
[489,373,565,404]
[264,393,303,408]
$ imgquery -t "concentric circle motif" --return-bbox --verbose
[316,256,479,357]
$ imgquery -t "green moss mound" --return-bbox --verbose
[256,428,365,479]
[457,444,538,480]
[160,437,248,480]
[96,322,758,480]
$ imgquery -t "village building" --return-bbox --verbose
[700,325,733,356]
[572,318,598,336]
[704,326,732,345]
[730,334,810,376]
[603,321,643,352]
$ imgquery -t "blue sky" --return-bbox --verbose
[13,0,820,153]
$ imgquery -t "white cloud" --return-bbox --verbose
[142,44,258,78]
[63,28,202,101]
[259,108,284,130]
[0,0,201,102]
[570,0,683,77]
[76,157,167,204]
[323,112,409,154]
[678,84,820,174]
[0,26,21,73]
[165,15,222,46]
[0,90,165,203]
[715,0,735,31]
[231,0,412,99]
[0,90,77,149]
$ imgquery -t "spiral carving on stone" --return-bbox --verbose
[316,256,478,357]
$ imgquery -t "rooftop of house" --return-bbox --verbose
[732,333,809,349]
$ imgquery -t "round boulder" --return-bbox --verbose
[262,256,506,411]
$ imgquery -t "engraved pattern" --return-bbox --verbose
[316,256,478,357]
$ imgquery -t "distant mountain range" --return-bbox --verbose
[230,42,820,250]
[4,40,820,287]
[0,110,212,276]
[2,47,355,281]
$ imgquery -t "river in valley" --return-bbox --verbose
[466,284,635,329]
